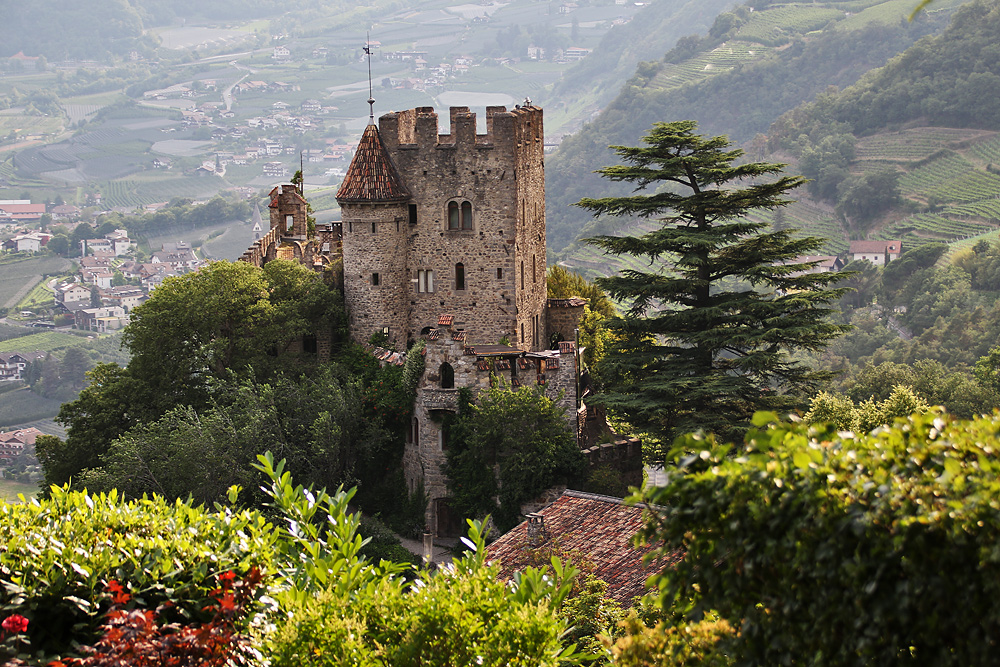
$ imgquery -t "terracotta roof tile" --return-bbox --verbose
[438,314,454,326]
[487,491,680,606]
[336,124,410,203]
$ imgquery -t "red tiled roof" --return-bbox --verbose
[336,124,410,203]
[487,490,681,606]
[438,314,454,326]
[850,240,902,254]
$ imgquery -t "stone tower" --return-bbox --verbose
[338,105,563,535]
[337,105,548,351]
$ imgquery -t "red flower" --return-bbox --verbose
[2,614,28,634]
[106,580,131,605]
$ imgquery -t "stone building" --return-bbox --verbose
[335,105,613,534]
[336,105,548,352]
[240,104,640,535]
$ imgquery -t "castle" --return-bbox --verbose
[243,105,640,535]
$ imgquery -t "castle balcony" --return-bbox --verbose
[422,388,459,412]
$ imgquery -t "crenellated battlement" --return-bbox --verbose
[378,105,543,151]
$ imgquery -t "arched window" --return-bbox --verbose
[455,262,465,290]
[461,201,473,229]
[447,200,473,230]
[440,362,455,389]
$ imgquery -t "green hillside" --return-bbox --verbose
[547,0,966,262]
[754,0,1000,256]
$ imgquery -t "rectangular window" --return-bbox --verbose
[371,221,377,234]
[497,268,503,279]
[372,272,380,286]
[455,263,465,290]
[418,270,435,293]
[409,204,418,225]
[285,215,294,233]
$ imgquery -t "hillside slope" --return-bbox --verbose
[547,0,966,262]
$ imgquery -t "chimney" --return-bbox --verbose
[525,513,546,547]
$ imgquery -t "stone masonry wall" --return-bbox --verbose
[371,105,547,350]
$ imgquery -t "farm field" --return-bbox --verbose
[0,386,65,430]
[0,331,95,354]
[0,479,37,503]
[0,256,72,309]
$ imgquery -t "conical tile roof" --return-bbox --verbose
[336,124,410,203]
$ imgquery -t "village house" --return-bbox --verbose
[0,427,43,463]
[849,239,903,265]
[75,306,127,332]
[0,353,44,383]
[55,282,92,307]
[102,286,147,313]
[0,203,46,223]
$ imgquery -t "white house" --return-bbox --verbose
[849,240,902,266]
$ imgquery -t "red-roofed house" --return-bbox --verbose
[0,427,42,462]
[849,239,902,266]
[487,490,678,606]
[0,204,46,222]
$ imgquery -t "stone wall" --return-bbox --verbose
[546,297,587,344]
[351,105,547,350]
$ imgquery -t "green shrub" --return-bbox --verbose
[637,410,1000,665]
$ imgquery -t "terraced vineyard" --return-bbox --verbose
[855,129,991,164]
[733,6,844,45]
[972,135,1000,164]
[99,176,222,208]
[926,170,1000,203]
[878,212,993,243]
[897,151,975,195]
[653,42,772,90]
[0,331,95,354]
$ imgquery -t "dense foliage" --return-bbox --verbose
[444,385,586,532]
[0,455,585,665]
[579,121,849,449]
[772,0,1000,144]
[636,410,1000,664]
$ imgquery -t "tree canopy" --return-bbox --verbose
[578,121,850,449]
[636,410,1000,664]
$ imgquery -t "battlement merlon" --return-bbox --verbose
[378,105,543,151]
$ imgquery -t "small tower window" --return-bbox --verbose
[455,263,465,290]
[371,221,377,234]
[497,268,503,279]
[447,200,473,230]
[533,255,537,283]
[409,204,418,225]
[418,269,435,293]
[285,215,294,233]
[372,272,380,286]
[521,261,525,289]
[440,362,455,389]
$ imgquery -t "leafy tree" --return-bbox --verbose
[445,385,586,531]
[577,121,850,449]
[804,384,928,432]
[635,410,1000,665]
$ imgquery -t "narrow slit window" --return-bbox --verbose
[455,262,465,290]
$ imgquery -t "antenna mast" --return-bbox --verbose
[299,150,304,197]
[364,31,375,124]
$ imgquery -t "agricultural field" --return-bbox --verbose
[733,6,844,45]
[0,331,95,354]
[0,256,72,309]
[836,0,966,30]
[897,151,975,195]
[854,128,992,164]
[0,479,37,503]
[653,42,773,90]
[0,385,65,429]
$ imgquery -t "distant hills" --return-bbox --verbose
[548,0,981,272]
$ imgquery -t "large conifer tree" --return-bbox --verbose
[578,121,850,451]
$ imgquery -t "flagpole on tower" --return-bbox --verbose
[364,32,375,125]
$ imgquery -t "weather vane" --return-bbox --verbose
[364,32,375,124]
